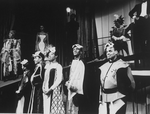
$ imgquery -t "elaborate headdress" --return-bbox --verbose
[32,51,45,60]
[72,44,83,50]
[20,59,30,68]
[114,14,124,25]
[21,59,28,65]
[44,44,57,61]
[45,44,56,54]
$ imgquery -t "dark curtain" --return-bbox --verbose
[0,1,99,69]
[77,4,99,62]
[77,4,100,114]
[0,1,15,41]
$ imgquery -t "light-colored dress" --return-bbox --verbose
[43,62,65,114]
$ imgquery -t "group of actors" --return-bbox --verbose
[12,23,136,114]
[15,40,136,114]
[15,43,86,114]
[0,0,150,113]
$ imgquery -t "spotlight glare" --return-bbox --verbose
[66,7,71,13]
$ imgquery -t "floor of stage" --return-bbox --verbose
[0,77,21,88]
[0,76,21,113]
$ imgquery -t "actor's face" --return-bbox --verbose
[106,46,118,60]
[73,47,80,56]
[115,21,120,28]
[33,56,41,64]
[47,52,55,62]
[9,32,13,38]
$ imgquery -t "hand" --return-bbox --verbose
[135,17,139,21]
[42,88,47,94]
[65,81,69,87]
[16,90,20,94]
[42,86,50,95]
[144,15,149,19]
[45,88,53,96]
[69,86,77,92]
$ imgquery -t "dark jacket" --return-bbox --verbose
[129,1,150,18]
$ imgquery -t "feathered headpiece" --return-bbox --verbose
[114,14,124,25]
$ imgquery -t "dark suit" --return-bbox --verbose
[129,1,150,67]
[129,1,150,19]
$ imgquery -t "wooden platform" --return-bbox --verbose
[0,77,21,89]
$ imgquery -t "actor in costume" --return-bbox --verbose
[35,25,49,54]
[110,15,131,56]
[28,51,44,113]
[0,30,21,80]
[65,44,85,114]
[16,59,31,114]
[129,0,150,66]
[42,44,65,114]
[98,41,135,114]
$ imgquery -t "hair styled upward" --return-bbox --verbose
[114,15,124,25]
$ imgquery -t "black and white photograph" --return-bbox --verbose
[0,0,150,114]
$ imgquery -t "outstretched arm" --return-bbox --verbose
[129,4,139,19]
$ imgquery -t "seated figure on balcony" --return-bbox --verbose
[110,15,131,56]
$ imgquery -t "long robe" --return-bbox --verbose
[66,59,85,114]
[28,63,43,113]
[43,62,65,114]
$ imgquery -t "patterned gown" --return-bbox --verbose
[43,62,65,114]
[1,38,21,79]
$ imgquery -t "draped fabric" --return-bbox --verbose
[43,62,65,114]
[77,5,99,61]
[0,2,15,40]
